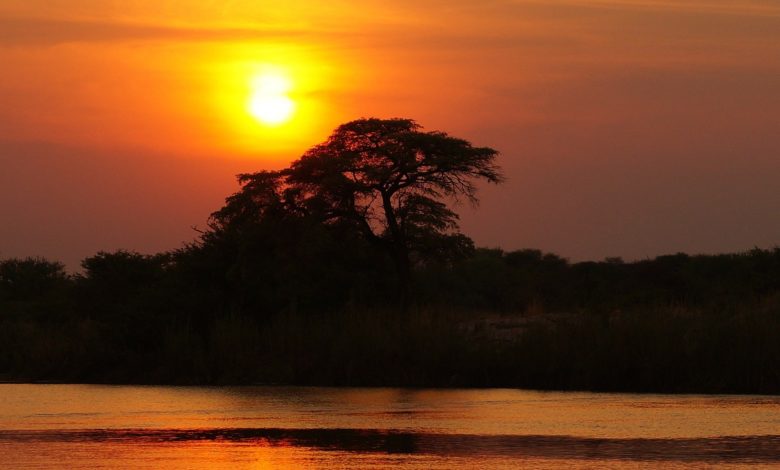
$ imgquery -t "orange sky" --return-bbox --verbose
[1,1,779,268]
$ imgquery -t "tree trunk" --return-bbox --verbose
[381,191,411,310]
[391,243,411,311]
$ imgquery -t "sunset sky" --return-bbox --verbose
[1,0,779,269]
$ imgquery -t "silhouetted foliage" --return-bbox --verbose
[3,246,780,391]
[209,118,502,308]
[2,119,780,392]
[0,257,68,302]
[79,250,170,299]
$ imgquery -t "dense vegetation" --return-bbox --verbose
[2,247,780,393]
[2,118,779,393]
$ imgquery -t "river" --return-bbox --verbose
[1,384,779,468]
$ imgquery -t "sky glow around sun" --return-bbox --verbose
[206,54,344,156]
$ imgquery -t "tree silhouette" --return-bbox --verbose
[205,170,379,316]
[215,118,503,306]
[0,257,68,302]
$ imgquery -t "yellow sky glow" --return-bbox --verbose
[203,46,348,158]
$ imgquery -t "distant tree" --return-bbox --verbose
[0,257,68,302]
[214,118,503,307]
[81,250,168,285]
[79,250,170,302]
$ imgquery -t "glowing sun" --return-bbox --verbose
[247,72,295,125]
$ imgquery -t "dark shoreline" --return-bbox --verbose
[4,248,780,395]
[3,302,780,395]
[2,380,779,396]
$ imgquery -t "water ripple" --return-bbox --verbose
[1,428,778,463]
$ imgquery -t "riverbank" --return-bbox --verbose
[2,297,779,394]
[3,247,780,393]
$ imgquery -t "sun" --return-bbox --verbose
[210,54,332,154]
[247,72,295,125]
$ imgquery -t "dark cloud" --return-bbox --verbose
[0,15,586,52]
[0,17,314,46]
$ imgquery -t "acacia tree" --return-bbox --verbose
[212,118,503,307]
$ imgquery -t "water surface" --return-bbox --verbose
[1,385,779,468]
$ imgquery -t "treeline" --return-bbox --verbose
[2,118,779,392]
[1,246,780,392]
[419,248,780,311]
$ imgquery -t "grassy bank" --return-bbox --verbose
[3,248,780,393]
[2,296,779,393]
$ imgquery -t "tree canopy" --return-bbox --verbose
[209,118,503,306]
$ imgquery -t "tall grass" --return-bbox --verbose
[3,296,780,393]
